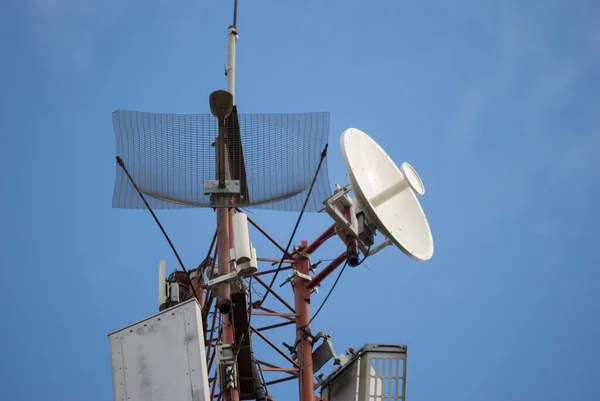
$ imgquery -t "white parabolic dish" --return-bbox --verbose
[340,128,434,261]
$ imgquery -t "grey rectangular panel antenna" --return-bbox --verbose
[108,298,210,401]
[321,344,407,401]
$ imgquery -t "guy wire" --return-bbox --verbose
[258,144,328,305]
[116,156,201,305]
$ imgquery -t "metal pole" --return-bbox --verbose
[214,122,236,401]
[221,12,239,401]
[216,209,232,314]
[294,240,315,401]
[227,26,237,104]
[224,207,239,400]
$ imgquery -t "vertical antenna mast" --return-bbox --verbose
[228,0,238,102]
[217,2,239,401]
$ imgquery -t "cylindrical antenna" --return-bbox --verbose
[227,26,237,103]
[233,0,238,29]
[227,0,238,102]
[158,260,166,310]
[232,212,251,264]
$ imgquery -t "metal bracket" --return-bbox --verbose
[295,271,312,281]
[323,184,359,240]
[282,341,297,358]
[314,374,326,391]
[311,332,338,373]
[321,183,351,205]
[279,270,312,288]
[207,271,239,289]
[289,326,312,355]
[367,238,393,257]
[203,179,241,194]
[324,183,381,261]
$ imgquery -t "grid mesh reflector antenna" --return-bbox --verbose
[112,109,331,211]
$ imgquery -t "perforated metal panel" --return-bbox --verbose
[321,344,407,401]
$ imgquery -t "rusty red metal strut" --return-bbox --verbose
[294,241,315,401]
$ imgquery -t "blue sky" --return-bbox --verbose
[2,0,599,400]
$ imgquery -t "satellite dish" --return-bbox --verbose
[340,128,434,261]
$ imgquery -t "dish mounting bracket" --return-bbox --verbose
[323,184,358,237]
[324,184,381,257]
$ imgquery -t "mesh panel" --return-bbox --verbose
[368,356,406,401]
[321,345,407,401]
[112,109,331,211]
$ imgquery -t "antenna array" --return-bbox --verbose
[107,3,434,401]
[112,110,331,211]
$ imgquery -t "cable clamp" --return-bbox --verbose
[279,270,311,288]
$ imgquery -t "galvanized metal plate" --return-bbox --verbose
[203,180,241,194]
[108,299,210,401]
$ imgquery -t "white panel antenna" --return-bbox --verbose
[232,212,252,264]
[170,282,180,303]
[158,260,166,310]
